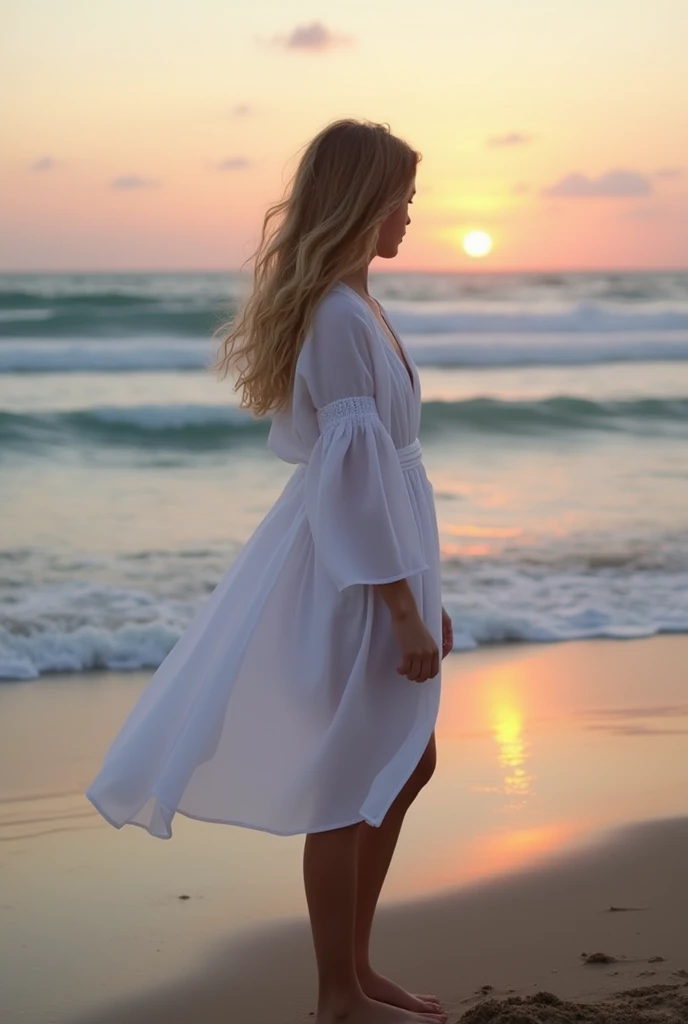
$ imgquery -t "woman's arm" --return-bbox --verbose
[374,579,439,683]
[373,578,417,620]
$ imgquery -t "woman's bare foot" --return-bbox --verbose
[359,969,443,1014]
[316,991,447,1024]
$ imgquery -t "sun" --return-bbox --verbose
[462,230,493,258]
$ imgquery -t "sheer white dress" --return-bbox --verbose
[85,282,443,839]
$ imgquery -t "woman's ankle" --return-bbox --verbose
[354,951,372,975]
[317,979,366,1016]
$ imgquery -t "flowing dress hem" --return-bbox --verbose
[86,790,380,839]
[86,705,438,839]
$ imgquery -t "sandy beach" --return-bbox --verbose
[73,815,688,1024]
[1,635,687,1023]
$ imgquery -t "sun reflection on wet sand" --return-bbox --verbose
[490,690,535,810]
[437,656,538,813]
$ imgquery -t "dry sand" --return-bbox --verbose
[458,984,688,1023]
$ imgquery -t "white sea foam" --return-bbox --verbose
[0,579,196,680]
[2,329,688,374]
[1,556,686,680]
[390,304,688,335]
[0,339,213,373]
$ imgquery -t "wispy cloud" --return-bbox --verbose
[654,167,684,180]
[31,157,57,172]
[265,21,354,52]
[231,103,252,118]
[110,176,160,190]
[487,132,533,148]
[216,157,250,171]
[542,169,652,198]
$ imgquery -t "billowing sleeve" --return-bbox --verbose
[301,300,428,592]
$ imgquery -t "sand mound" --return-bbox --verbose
[458,982,688,1023]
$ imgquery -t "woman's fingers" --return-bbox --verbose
[397,653,418,678]
[413,648,440,682]
[397,647,441,682]
[408,654,422,681]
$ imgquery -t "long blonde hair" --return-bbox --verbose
[212,118,420,415]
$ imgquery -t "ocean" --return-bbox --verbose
[1,270,687,680]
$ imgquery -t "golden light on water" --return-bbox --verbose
[462,230,493,258]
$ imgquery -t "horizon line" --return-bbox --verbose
[2,265,687,276]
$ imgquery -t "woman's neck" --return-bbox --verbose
[339,267,369,298]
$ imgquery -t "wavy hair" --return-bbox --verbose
[212,118,420,415]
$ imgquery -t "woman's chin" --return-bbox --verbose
[375,244,400,260]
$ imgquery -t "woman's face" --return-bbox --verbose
[375,180,416,259]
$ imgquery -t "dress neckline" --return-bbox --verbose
[333,281,415,394]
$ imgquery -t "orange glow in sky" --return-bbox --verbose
[2,1,687,271]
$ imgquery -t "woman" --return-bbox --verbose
[86,118,453,1024]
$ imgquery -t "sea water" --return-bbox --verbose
[1,270,687,679]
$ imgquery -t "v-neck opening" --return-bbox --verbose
[333,282,415,394]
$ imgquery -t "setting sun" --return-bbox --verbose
[463,231,493,258]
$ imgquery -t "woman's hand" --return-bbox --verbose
[441,606,454,659]
[392,608,440,683]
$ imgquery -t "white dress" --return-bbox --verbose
[85,282,442,839]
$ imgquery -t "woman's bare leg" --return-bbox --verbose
[303,823,360,1012]
[355,734,440,1014]
[303,812,446,1024]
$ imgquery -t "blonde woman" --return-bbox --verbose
[86,119,453,1024]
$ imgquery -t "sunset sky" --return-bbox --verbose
[2,0,687,272]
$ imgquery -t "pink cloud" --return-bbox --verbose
[217,157,250,171]
[487,132,533,148]
[110,176,160,190]
[267,21,354,52]
[542,170,652,198]
[31,157,57,172]
[654,167,684,180]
